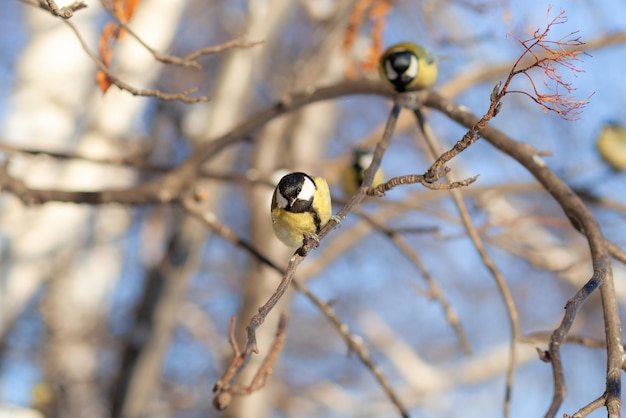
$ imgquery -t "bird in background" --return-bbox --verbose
[340,148,385,197]
[378,42,438,92]
[596,122,626,171]
[271,172,332,247]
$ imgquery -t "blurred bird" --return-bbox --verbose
[271,172,332,247]
[378,42,438,92]
[596,123,626,171]
[340,149,385,197]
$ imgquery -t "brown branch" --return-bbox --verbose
[355,209,472,355]
[425,9,592,186]
[213,314,288,410]
[16,0,213,103]
[62,17,208,103]
[0,63,618,413]
[181,195,410,417]
[0,81,392,206]
[0,160,170,205]
[318,100,402,237]
[183,36,265,63]
[367,173,479,196]
[42,0,86,18]
[413,108,521,418]
[423,90,622,418]
[290,281,410,418]
[607,240,626,265]
[521,332,626,350]
[568,393,607,418]
[424,80,502,183]
[440,31,626,99]
[0,141,170,172]
[99,0,263,70]
[504,8,592,120]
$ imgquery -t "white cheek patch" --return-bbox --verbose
[385,60,399,81]
[297,176,316,202]
[275,189,289,208]
[405,55,419,78]
[358,153,374,170]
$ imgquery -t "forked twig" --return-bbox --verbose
[213,314,288,410]
[99,0,263,70]
[182,195,410,417]
[424,8,592,184]
[423,90,622,418]
[355,209,472,355]
[367,173,478,196]
[413,108,521,418]
[21,0,209,103]
[43,0,86,18]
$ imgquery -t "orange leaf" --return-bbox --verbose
[360,0,392,71]
[114,0,141,23]
[109,0,141,38]
[96,70,113,93]
[96,22,120,93]
[99,22,119,66]
[343,0,374,52]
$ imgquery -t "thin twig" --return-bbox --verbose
[520,332,626,350]
[62,17,208,102]
[17,0,212,103]
[213,314,288,410]
[99,0,263,70]
[0,71,619,414]
[423,91,622,418]
[183,37,265,62]
[0,81,393,206]
[355,209,472,355]
[321,100,402,232]
[42,0,86,18]
[367,173,478,196]
[413,108,521,418]
[0,141,170,172]
[181,195,410,417]
[569,393,607,418]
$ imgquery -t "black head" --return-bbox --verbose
[383,50,419,92]
[276,172,316,213]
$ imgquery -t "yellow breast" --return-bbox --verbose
[270,176,332,247]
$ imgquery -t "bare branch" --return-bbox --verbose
[355,209,472,355]
[413,108,521,418]
[181,194,410,417]
[213,314,289,410]
[99,0,263,70]
[424,9,593,186]
[505,8,593,119]
[569,393,607,418]
[54,6,209,103]
[183,36,265,63]
[367,173,479,196]
[42,0,86,18]
[423,90,622,418]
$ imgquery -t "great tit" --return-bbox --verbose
[596,123,626,171]
[271,172,332,247]
[378,42,438,92]
[340,149,385,197]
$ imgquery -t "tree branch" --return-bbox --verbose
[423,90,622,418]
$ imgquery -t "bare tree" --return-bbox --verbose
[1,1,625,418]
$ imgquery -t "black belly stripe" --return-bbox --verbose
[311,210,322,233]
